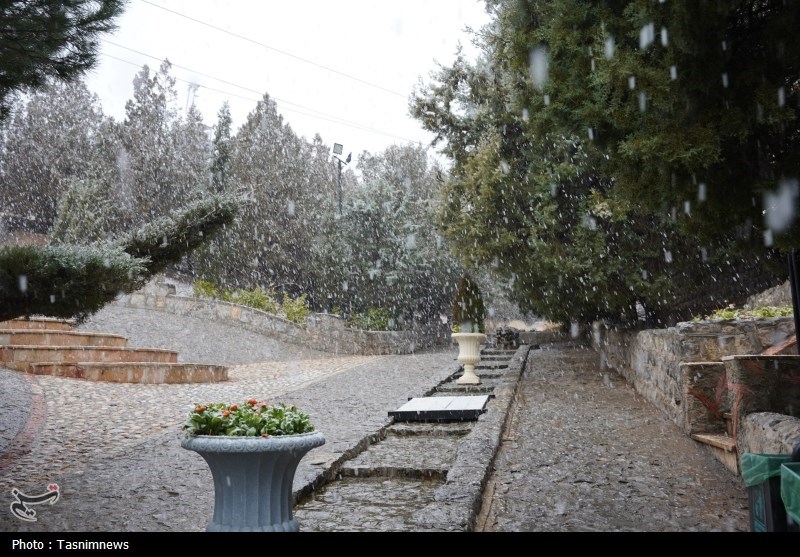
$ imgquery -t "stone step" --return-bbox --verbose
[691,432,739,475]
[435,383,494,395]
[481,349,517,356]
[0,329,128,348]
[474,362,508,370]
[0,345,179,371]
[340,433,462,475]
[294,477,445,532]
[0,317,75,331]
[27,362,228,384]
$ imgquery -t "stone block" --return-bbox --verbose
[739,412,800,455]
[724,355,800,444]
[230,305,241,320]
[681,361,729,435]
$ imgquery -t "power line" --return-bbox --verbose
[102,40,400,126]
[99,52,426,144]
[139,0,409,99]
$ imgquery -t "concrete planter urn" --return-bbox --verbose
[182,431,325,532]
[452,332,486,385]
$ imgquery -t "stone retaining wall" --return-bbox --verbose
[591,317,800,461]
[591,317,796,428]
[112,281,451,356]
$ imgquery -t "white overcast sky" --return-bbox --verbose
[83,0,492,161]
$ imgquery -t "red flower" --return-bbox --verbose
[195,405,206,413]
[229,404,238,411]
[247,399,258,406]
[222,410,231,418]
[260,433,270,438]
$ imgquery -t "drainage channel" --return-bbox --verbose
[293,347,522,532]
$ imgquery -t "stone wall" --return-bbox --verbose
[113,281,452,356]
[745,279,792,309]
[740,412,800,455]
[591,317,796,429]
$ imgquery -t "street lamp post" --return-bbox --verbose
[332,143,351,216]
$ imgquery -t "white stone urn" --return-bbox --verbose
[452,332,486,385]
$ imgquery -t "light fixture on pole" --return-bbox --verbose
[332,143,351,216]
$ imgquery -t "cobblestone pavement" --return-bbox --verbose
[0,304,755,534]
[0,303,459,532]
[475,343,751,532]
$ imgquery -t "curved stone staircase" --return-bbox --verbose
[0,317,227,384]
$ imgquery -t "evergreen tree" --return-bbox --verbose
[211,102,233,192]
[0,79,120,234]
[0,194,238,322]
[50,176,119,245]
[118,60,207,225]
[194,94,320,299]
[0,0,126,121]
[410,0,791,326]
[323,144,463,323]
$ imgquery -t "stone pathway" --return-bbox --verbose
[475,343,751,532]
[0,302,757,534]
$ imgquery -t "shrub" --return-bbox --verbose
[692,304,794,322]
[452,273,485,333]
[349,307,394,331]
[193,279,219,298]
[228,287,280,314]
[282,293,310,324]
[191,281,309,323]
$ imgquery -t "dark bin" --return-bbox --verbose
[740,452,793,532]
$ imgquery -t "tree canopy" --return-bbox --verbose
[411,0,798,326]
[0,0,126,120]
[1,194,237,322]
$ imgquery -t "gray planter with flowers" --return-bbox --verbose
[182,432,325,532]
[181,400,324,532]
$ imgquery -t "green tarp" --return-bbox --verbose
[740,453,793,488]
[781,463,800,525]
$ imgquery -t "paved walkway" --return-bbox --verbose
[0,304,460,532]
[0,304,753,534]
[475,344,750,532]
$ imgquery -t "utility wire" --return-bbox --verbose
[102,40,403,129]
[100,52,425,144]
[139,0,408,98]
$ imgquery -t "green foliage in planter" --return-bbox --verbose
[184,400,316,437]
[0,245,147,322]
[282,293,310,324]
[452,273,486,333]
[349,307,394,331]
[692,304,794,322]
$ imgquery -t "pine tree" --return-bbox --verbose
[211,102,233,192]
[0,79,120,234]
[119,60,207,225]
[0,0,126,121]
